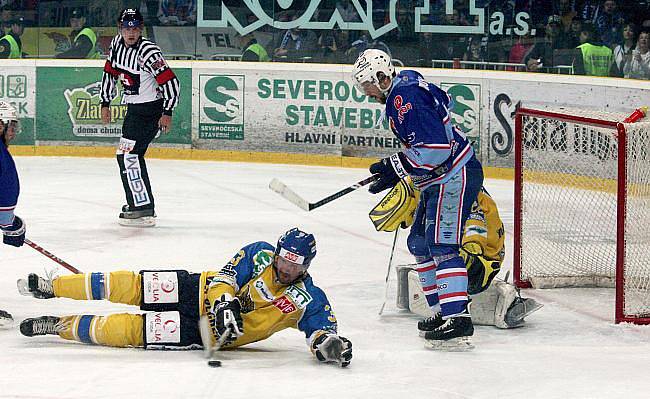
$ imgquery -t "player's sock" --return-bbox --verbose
[56,314,144,347]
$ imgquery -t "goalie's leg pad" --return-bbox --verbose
[57,313,144,347]
[469,280,521,329]
[143,311,202,350]
[139,270,201,318]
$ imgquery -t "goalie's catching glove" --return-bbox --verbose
[312,333,353,367]
[209,293,244,346]
[368,153,411,194]
[2,216,25,247]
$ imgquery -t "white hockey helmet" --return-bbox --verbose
[352,49,395,94]
[0,101,17,125]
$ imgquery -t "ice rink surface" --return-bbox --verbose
[1,157,649,399]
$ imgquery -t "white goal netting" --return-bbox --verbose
[516,107,650,322]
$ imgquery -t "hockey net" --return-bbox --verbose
[513,107,650,324]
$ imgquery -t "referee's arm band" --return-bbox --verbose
[163,109,173,116]
[101,101,110,108]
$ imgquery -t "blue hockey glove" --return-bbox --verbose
[368,153,410,194]
[2,216,25,247]
[209,294,244,346]
[312,333,353,367]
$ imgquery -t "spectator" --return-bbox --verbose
[157,0,196,26]
[516,0,554,29]
[318,28,351,63]
[508,31,535,70]
[524,15,572,72]
[237,31,270,62]
[613,22,637,77]
[55,8,99,59]
[335,0,361,23]
[595,0,625,48]
[567,16,583,47]
[346,33,391,60]
[273,15,318,62]
[0,15,23,58]
[417,32,441,67]
[463,36,487,63]
[623,30,650,79]
[1,5,11,34]
[581,0,603,23]
[556,0,577,32]
[573,23,615,76]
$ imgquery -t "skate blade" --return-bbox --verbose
[118,217,156,227]
[424,336,474,352]
[16,278,31,296]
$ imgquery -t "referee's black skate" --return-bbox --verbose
[423,310,474,351]
[20,316,61,337]
[0,309,13,329]
[118,205,156,227]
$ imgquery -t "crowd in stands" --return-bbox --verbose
[0,0,649,79]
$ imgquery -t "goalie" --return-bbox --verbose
[369,180,542,331]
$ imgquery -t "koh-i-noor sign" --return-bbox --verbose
[198,0,538,38]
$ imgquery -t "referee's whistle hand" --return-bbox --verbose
[158,115,172,133]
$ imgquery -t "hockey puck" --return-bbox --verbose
[208,360,222,368]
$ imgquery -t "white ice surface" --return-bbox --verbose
[1,157,649,399]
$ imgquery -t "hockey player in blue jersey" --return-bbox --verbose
[0,101,24,328]
[352,49,484,350]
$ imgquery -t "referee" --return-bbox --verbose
[100,8,180,227]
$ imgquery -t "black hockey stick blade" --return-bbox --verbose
[269,175,379,212]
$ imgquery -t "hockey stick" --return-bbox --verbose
[269,174,380,211]
[199,316,232,367]
[378,228,400,315]
[24,239,81,274]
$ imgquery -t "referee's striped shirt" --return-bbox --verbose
[101,35,180,115]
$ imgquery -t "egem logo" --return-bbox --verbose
[199,74,245,140]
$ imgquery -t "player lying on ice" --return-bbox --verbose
[17,228,353,367]
[369,179,543,337]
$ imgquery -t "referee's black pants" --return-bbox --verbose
[116,99,163,212]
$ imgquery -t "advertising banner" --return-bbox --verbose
[485,79,650,167]
[193,65,398,158]
[0,66,36,145]
[35,66,192,145]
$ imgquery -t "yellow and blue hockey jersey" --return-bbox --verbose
[200,241,339,348]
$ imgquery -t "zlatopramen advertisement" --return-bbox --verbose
[35,66,191,145]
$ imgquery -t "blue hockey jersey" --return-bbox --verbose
[0,141,19,229]
[385,70,475,190]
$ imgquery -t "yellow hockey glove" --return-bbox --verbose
[460,242,502,295]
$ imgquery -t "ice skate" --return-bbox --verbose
[423,312,475,351]
[118,205,156,227]
[17,273,55,299]
[417,313,444,337]
[20,316,61,337]
[0,309,13,329]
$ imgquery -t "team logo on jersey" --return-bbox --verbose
[284,285,313,309]
[393,95,412,124]
[253,250,273,277]
[199,74,245,140]
[272,296,297,314]
[254,279,275,302]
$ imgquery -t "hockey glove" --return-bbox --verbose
[368,153,411,194]
[312,333,353,367]
[2,216,25,247]
[209,293,244,346]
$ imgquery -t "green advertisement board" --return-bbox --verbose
[0,69,36,145]
[35,67,191,145]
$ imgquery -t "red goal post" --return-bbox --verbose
[513,106,650,324]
